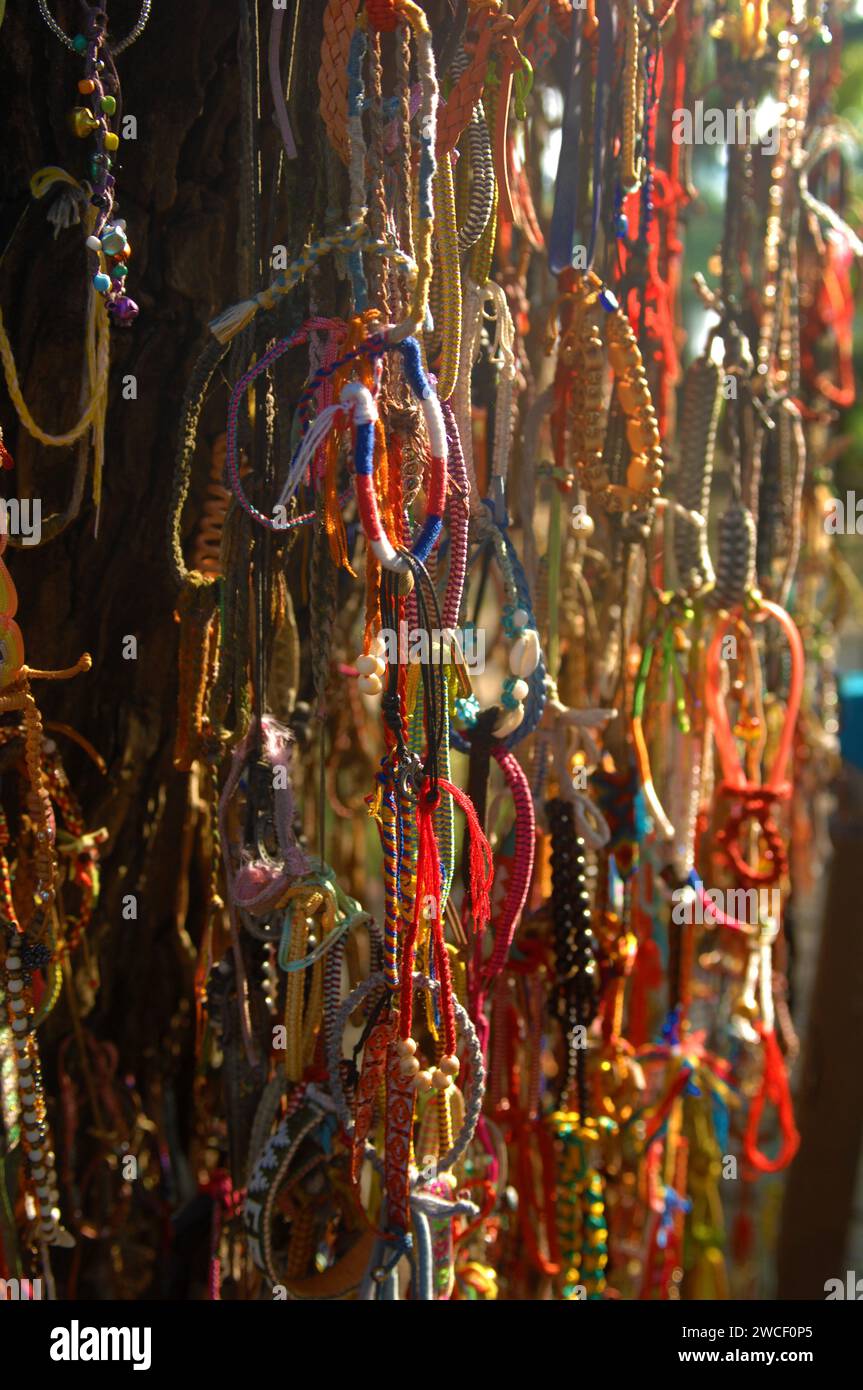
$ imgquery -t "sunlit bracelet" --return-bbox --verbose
[325,970,485,1180]
[342,338,447,572]
[209,226,417,346]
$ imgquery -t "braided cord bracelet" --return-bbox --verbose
[707,597,804,888]
[280,329,450,566]
[343,337,447,572]
[208,225,417,346]
[326,970,486,1181]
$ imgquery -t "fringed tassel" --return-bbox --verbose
[208,283,281,345]
[438,776,493,932]
[398,784,441,1039]
[325,428,355,575]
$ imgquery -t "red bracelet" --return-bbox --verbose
[706,600,803,887]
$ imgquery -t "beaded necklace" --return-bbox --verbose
[38,0,147,325]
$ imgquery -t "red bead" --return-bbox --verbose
[366,0,400,31]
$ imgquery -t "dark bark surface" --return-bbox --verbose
[0,0,455,1298]
[0,0,253,1094]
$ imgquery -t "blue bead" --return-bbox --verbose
[599,287,619,313]
[101,228,127,256]
[615,213,628,238]
[73,33,87,53]
[93,273,111,293]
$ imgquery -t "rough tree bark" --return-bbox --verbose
[1,0,464,1301]
[0,0,334,1295]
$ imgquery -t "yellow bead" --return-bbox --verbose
[104,132,120,152]
[68,107,98,138]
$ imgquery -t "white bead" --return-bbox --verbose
[85,235,102,253]
[8,979,23,994]
[357,673,383,696]
[510,678,529,702]
[494,704,525,738]
[439,1054,459,1077]
[431,1069,452,1091]
[6,955,21,970]
[11,998,25,1013]
[356,654,384,677]
[399,1055,420,1077]
[396,1037,417,1057]
[512,607,529,629]
[413,1069,433,1093]
[510,629,541,678]
[572,509,595,538]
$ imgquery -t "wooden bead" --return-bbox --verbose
[608,339,629,375]
[584,342,604,369]
[625,416,659,455]
[626,454,651,493]
[616,376,643,414]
